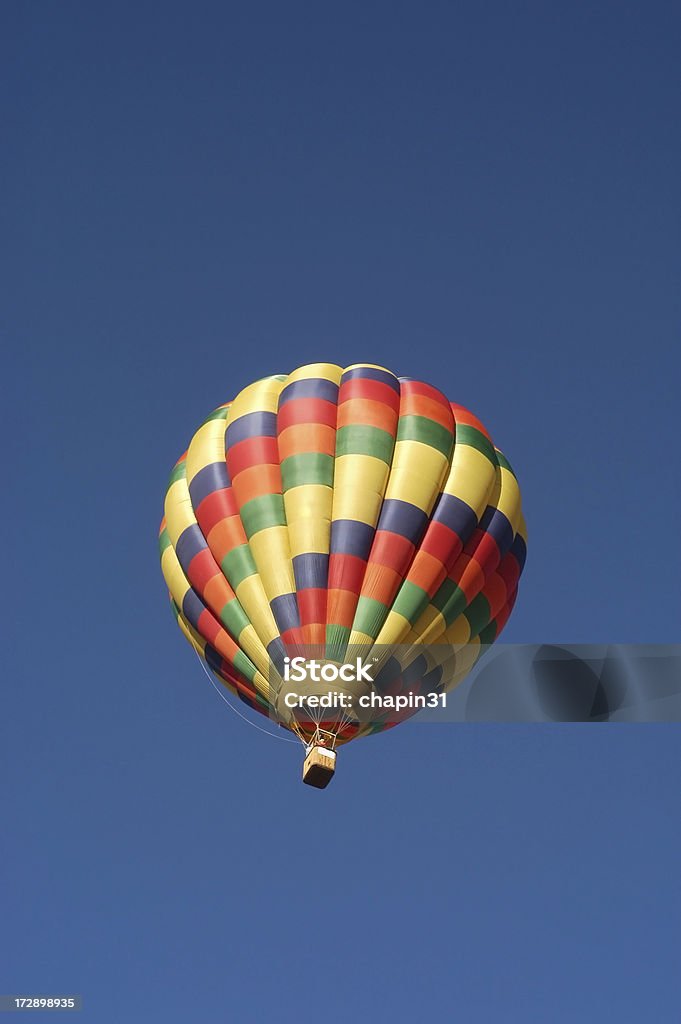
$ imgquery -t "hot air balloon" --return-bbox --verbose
[159,363,527,787]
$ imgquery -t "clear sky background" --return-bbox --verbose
[2,3,680,1021]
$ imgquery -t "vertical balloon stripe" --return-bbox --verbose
[348,379,455,648]
[277,363,342,645]
[444,406,498,517]
[446,452,521,607]
[326,364,401,660]
[372,402,496,648]
[159,523,269,703]
[404,435,512,647]
[225,376,301,646]
[163,453,271,678]
[185,405,281,656]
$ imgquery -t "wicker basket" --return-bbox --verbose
[302,746,337,788]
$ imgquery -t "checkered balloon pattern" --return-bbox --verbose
[159,363,527,743]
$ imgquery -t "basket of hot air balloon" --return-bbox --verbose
[159,362,527,786]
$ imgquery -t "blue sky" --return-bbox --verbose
[2,3,680,1021]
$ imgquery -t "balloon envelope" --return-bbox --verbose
[159,362,527,744]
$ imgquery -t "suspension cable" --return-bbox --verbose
[193,649,299,744]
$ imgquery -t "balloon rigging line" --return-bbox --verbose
[193,649,299,744]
